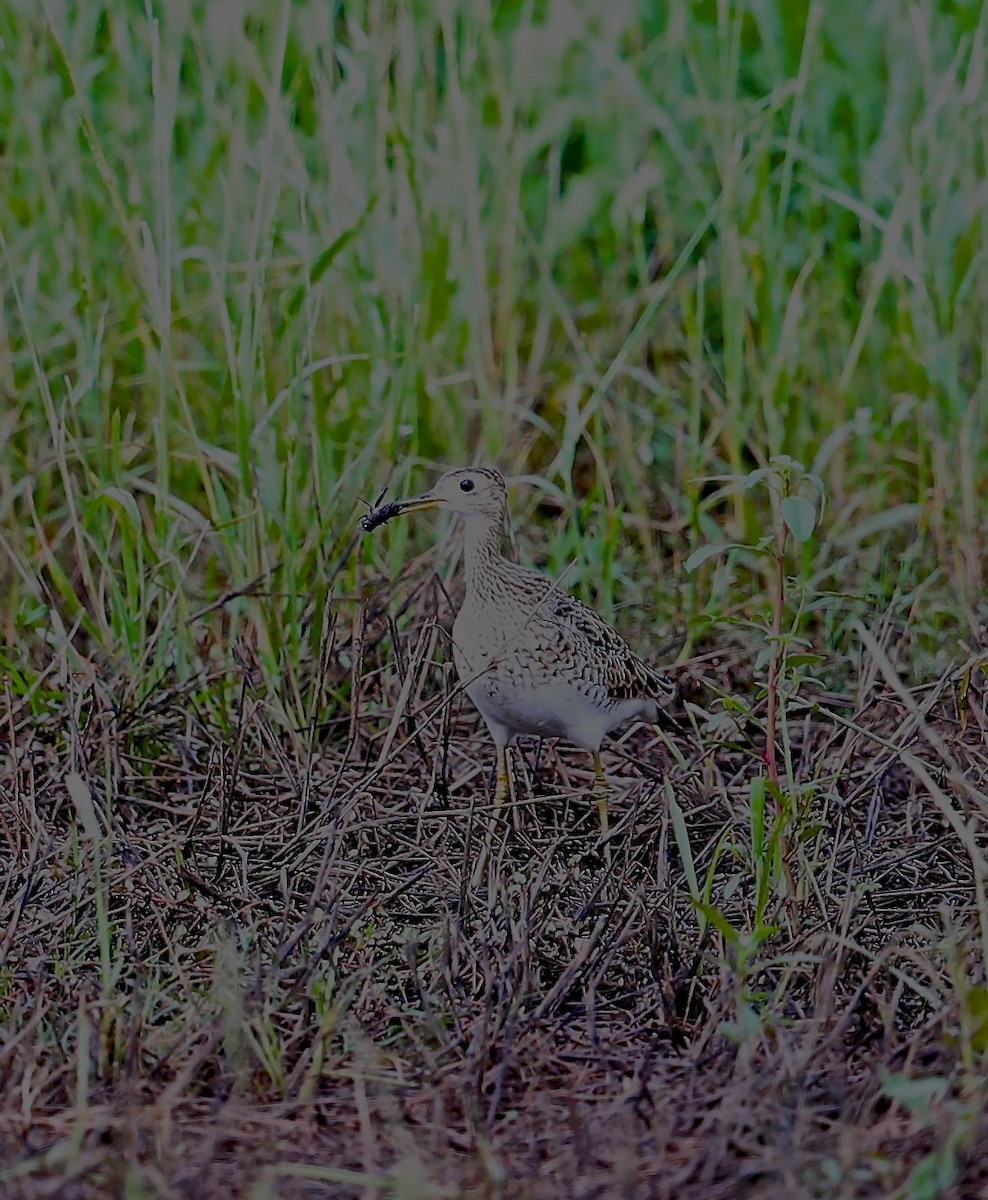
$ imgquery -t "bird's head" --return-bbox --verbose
[366,467,507,527]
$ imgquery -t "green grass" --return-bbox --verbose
[1,1,987,1196]
[1,0,983,695]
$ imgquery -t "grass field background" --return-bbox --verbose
[1,1,987,1197]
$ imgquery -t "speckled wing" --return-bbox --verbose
[540,591,676,702]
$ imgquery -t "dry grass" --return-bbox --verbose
[3,583,988,1198]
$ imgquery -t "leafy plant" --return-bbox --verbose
[679,457,827,1006]
[687,455,826,785]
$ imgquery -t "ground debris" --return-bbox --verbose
[2,643,987,1199]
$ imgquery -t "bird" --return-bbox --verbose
[361,467,675,832]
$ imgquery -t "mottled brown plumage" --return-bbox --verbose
[362,467,675,823]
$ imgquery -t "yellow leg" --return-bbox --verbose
[472,744,510,890]
[592,750,610,844]
[494,743,510,806]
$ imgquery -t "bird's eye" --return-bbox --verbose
[459,478,476,493]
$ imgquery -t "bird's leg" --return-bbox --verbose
[495,742,526,831]
[473,744,510,890]
[494,743,511,806]
[592,750,611,860]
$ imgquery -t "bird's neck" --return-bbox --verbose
[461,515,505,593]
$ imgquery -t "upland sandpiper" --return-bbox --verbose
[361,467,675,830]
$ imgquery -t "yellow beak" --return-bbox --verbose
[392,491,442,514]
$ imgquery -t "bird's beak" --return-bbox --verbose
[391,491,443,515]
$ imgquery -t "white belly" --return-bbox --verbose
[453,641,655,749]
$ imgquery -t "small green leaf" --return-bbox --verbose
[964,984,988,1053]
[693,901,740,944]
[749,774,766,860]
[781,495,816,542]
[880,1071,950,1112]
[687,473,750,484]
[687,612,715,633]
[309,197,378,287]
[284,194,378,316]
[751,921,782,943]
[769,454,802,472]
[802,472,827,499]
[753,645,773,672]
[902,1146,958,1200]
[99,486,143,531]
[741,467,773,492]
[786,653,825,669]
[667,782,699,902]
[684,542,743,572]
